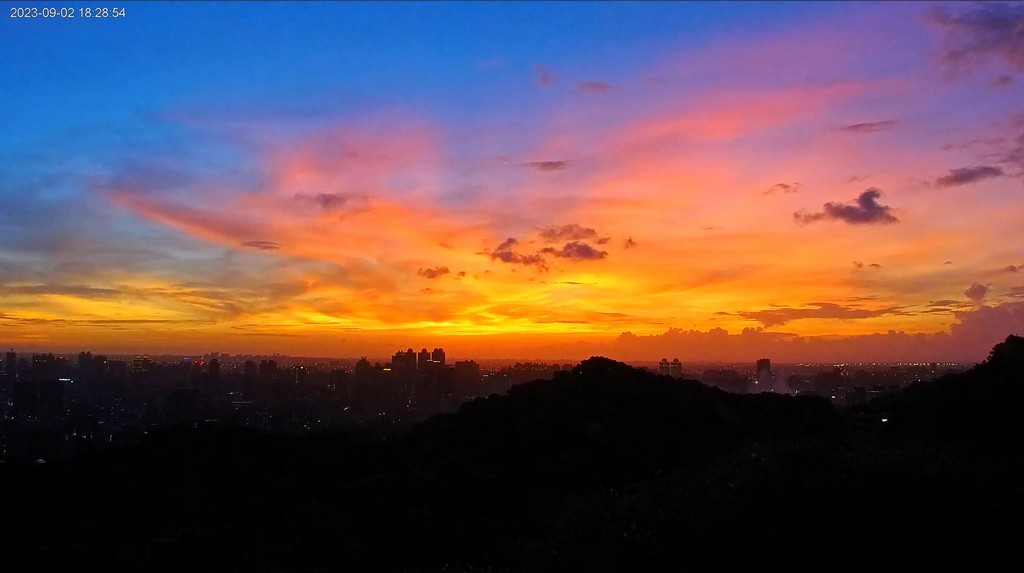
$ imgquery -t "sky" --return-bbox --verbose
[2,1,1024,362]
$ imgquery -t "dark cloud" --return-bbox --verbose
[486,238,548,270]
[538,223,605,243]
[853,261,865,269]
[934,165,1005,188]
[837,120,898,134]
[534,64,555,86]
[763,182,800,195]
[485,229,612,270]
[994,75,1014,89]
[701,226,723,231]
[869,263,882,268]
[964,282,990,303]
[944,260,954,265]
[931,3,1024,71]
[624,237,637,249]
[1008,286,1024,298]
[294,192,365,211]
[737,302,904,328]
[540,241,608,261]
[241,240,282,251]
[794,188,899,226]
[417,266,450,279]
[576,81,613,93]
[457,271,466,278]
[844,174,870,183]
[524,160,568,172]
[1005,264,1021,273]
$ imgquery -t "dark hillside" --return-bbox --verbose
[1,351,1021,571]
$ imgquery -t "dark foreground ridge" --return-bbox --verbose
[2,338,1023,571]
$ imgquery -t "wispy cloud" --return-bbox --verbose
[294,192,367,212]
[241,240,282,251]
[524,160,568,172]
[538,223,606,243]
[576,80,613,94]
[763,182,800,194]
[737,302,904,328]
[934,165,1005,187]
[837,120,898,134]
[931,2,1024,71]
[534,63,556,86]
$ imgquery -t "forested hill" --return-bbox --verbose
[859,334,1024,448]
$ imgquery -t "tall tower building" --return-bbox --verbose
[431,348,446,367]
[418,348,430,371]
[756,358,774,391]
[669,358,683,378]
[4,350,15,385]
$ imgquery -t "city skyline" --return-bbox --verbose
[3,1,1024,362]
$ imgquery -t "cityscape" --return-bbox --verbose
[0,343,970,463]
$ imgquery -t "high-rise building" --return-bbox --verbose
[4,350,15,388]
[756,358,775,391]
[659,358,683,378]
[430,348,445,366]
[393,348,417,370]
[669,358,683,378]
[418,348,430,371]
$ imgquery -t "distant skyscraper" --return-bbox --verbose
[391,348,417,380]
[756,358,774,391]
[418,348,430,371]
[431,348,445,366]
[5,350,15,382]
[659,358,683,378]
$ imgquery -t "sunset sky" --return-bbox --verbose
[2,1,1023,362]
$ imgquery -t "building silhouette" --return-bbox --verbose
[756,358,775,391]
[658,358,683,378]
